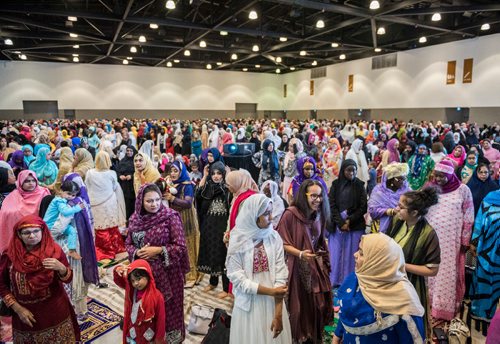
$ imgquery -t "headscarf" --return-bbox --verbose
[261,139,279,175]
[133,152,161,194]
[200,161,227,200]
[73,148,94,178]
[28,146,58,185]
[466,166,500,215]
[53,147,74,192]
[34,143,51,156]
[116,145,137,177]
[225,169,259,201]
[409,144,428,178]
[22,144,35,167]
[0,167,16,194]
[460,153,477,183]
[291,156,327,195]
[139,140,155,162]
[95,151,112,171]
[387,138,401,163]
[431,160,461,194]
[355,233,425,316]
[171,160,191,187]
[9,150,27,170]
[6,215,62,293]
[260,180,285,228]
[447,145,466,167]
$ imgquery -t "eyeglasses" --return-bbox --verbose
[306,193,323,201]
[20,229,42,236]
[477,170,489,175]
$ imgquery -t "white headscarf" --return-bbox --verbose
[260,180,285,228]
[139,140,155,162]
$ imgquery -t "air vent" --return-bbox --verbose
[372,53,397,70]
[310,66,327,79]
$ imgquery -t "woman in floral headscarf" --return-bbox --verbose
[282,138,306,200]
[289,156,327,203]
[407,144,435,190]
[322,138,343,189]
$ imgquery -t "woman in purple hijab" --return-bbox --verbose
[8,150,28,176]
[289,156,327,201]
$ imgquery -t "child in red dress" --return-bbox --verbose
[114,259,166,344]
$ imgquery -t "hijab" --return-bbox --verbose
[466,166,500,215]
[117,145,137,177]
[387,138,401,163]
[356,233,425,317]
[171,160,191,187]
[410,144,428,177]
[260,180,285,227]
[133,152,161,194]
[95,151,112,171]
[291,156,327,195]
[431,160,461,194]
[225,169,259,201]
[261,139,279,175]
[0,167,16,193]
[22,144,35,167]
[447,145,466,167]
[200,161,226,200]
[73,148,94,178]
[9,150,27,170]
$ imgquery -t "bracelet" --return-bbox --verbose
[299,251,304,260]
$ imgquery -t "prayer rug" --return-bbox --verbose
[80,299,122,343]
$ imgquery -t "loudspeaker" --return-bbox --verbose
[223,143,255,155]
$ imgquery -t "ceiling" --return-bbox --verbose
[0,0,499,74]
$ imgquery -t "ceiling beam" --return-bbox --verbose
[106,0,135,56]
[370,18,378,49]
[380,16,475,38]
[385,4,500,16]
[263,0,371,18]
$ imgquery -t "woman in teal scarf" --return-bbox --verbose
[407,144,435,190]
[459,151,478,184]
[29,146,58,186]
[22,144,35,167]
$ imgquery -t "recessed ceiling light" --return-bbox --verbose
[252,44,259,52]
[290,66,296,71]
[166,61,173,67]
[184,50,191,56]
[68,16,78,22]
[331,42,339,48]
[431,13,441,22]
[220,31,228,36]
[316,19,325,29]
[19,54,27,60]
[69,33,78,38]
[339,54,346,60]
[481,23,490,31]
[72,53,79,57]
[419,36,427,43]
[279,37,288,42]
[311,60,317,66]
[377,27,386,35]
[206,64,212,69]
[242,68,248,72]
[73,44,79,49]
[150,23,159,29]
[299,50,306,56]
[130,46,137,53]
[369,1,380,10]
[255,64,261,68]
[13,51,20,54]
[374,47,382,52]
[216,62,222,66]
[275,68,281,74]
[248,10,258,20]
[231,53,238,60]
[166,0,176,10]
[127,57,133,60]
[199,40,207,48]
[73,57,79,62]
[174,59,180,63]
[4,39,13,46]
[276,57,282,63]
[139,35,146,43]
[123,59,129,65]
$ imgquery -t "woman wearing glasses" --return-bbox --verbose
[277,179,332,344]
[466,162,499,216]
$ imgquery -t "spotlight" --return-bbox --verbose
[184,50,191,56]
[316,19,325,29]
[206,64,212,69]
[419,36,427,43]
[481,23,490,31]
[249,10,258,20]
[331,42,339,48]
[130,46,137,53]
[68,16,78,22]
[123,59,129,65]
[252,44,260,52]
[69,33,78,38]
[275,68,281,74]
[374,48,382,52]
[231,53,238,60]
[166,61,173,67]
[369,1,380,10]
[276,57,282,63]
[431,13,441,22]
[339,54,346,60]
[299,50,306,56]
[73,57,79,62]
[166,0,176,10]
[377,27,386,35]
[199,40,207,48]
[150,23,159,29]
[139,35,146,43]
[311,60,317,66]
[279,37,288,42]
[4,39,13,46]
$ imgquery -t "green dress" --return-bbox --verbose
[407,154,434,190]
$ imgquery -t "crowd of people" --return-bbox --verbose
[0,117,499,343]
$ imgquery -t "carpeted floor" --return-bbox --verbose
[80,299,122,343]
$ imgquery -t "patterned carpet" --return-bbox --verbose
[80,299,122,343]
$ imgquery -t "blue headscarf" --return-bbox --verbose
[172,160,191,184]
[22,144,35,167]
[34,143,50,156]
[262,139,279,176]
[410,144,428,177]
[29,146,58,186]
[208,147,224,164]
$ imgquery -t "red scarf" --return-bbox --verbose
[229,190,257,230]
[7,215,60,291]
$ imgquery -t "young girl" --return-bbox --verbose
[114,259,166,344]
[43,179,85,260]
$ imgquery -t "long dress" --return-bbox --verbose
[425,184,474,321]
[335,273,425,344]
[277,207,332,343]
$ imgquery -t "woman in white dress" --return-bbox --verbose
[226,194,292,344]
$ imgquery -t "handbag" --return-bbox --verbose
[187,303,214,335]
[202,308,231,344]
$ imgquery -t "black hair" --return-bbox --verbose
[293,179,330,228]
[127,268,150,284]
[60,141,69,147]
[292,143,299,155]
[60,180,80,194]
[145,183,163,197]
[403,186,439,217]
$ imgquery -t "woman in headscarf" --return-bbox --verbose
[201,124,209,149]
[8,150,27,177]
[470,189,500,325]
[303,132,318,160]
[0,136,14,162]
[133,152,161,194]
[260,180,286,229]
[425,160,474,323]
[322,137,343,189]
[466,162,499,216]
[253,139,281,188]
[387,187,440,338]
[459,151,478,184]
[481,139,500,165]
[332,233,425,344]
[191,130,202,158]
[282,138,306,200]
[117,146,138,221]
[236,127,248,143]
[447,145,466,168]
[289,156,327,203]
[87,126,101,152]
[163,160,200,288]
[368,163,411,233]
[380,138,401,168]
[249,130,261,153]
[72,148,94,179]
[208,125,220,149]
[181,126,192,156]
[328,159,368,288]
[139,139,155,164]
[0,166,16,209]
[53,147,74,194]
[196,161,231,297]
[401,140,417,163]
[21,144,35,168]
[0,170,50,253]
[345,138,369,184]
[227,194,292,343]
[126,184,190,344]
[407,144,435,190]
[85,151,127,262]
[0,215,81,343]
[277,179,332,343]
